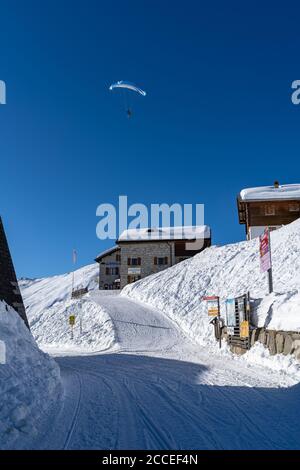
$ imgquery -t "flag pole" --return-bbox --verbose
[71,249,77,297]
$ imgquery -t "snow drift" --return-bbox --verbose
[29,296,116,353]
[19,263,116,353]
[0,301,61,449]
[123,219,300,345]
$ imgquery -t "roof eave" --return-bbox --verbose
[239,197,300,203]
[117,236,211,244]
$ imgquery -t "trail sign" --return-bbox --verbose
[203,296,222,349]
[225,299,236,327]
[259,228,273,293]
[259,228,271,273]
[69,315,75,326]
[203,296,220,317]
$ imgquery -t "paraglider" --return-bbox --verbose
[109,81,146,118]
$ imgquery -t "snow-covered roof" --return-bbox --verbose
[240,184,300,202]
[118,226,211,242]
[95,246,120,261]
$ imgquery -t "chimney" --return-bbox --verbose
[274,180,280,189]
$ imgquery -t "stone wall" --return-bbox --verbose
[224,326,300,359]
[252,328,300,359]
[0,217,29,328]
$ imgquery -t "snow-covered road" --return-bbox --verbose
[27,293,300,450]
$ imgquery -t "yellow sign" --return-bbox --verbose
[240,320,249,338]
[208,307,219,316]
[69,315,75,326]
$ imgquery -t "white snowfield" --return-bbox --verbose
[12,219,300,449]
[0,301,61,450]
[123,219,300,342]
[11,291,300,450]
[239,183,300,201]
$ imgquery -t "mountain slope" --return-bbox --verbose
[19,263,99,319]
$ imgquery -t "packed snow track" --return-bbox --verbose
[24,293,300,450]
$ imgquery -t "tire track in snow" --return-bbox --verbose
[62,369,82,450]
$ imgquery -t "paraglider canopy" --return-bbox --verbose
[109,80,146,96]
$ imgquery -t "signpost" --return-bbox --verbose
[259,228,273,293]
[203,296,220,317]
[225,294,251,349]
[203,296,222,348]
[69,314,75,340]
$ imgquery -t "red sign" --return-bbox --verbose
[259,228,271,273]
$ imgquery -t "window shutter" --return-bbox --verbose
[138,257,141,266]
[128,258,131,265]
[165,257,168,265]
[154,257,157,265]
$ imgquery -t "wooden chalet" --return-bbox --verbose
[237,181,300,239]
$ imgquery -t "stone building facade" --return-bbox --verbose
[0,217,29,328]
[117,226,211,289]
[95,246,121,290]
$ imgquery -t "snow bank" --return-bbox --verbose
[0,301,61,449]
[241,342,300,379]
[253,291,300,332]
[19,264,118,353]
[30,296,116,353]
[122,219,300,345]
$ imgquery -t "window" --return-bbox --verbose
[128,257,141,266]
[116,253,121,262]
[289,203,300,212]
[265,204,275,216]
[105,267,119,275]
[154,257,168,265]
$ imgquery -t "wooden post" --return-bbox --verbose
[218,297,222,349]
[267,228,274,294]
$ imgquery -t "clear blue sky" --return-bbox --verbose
[1,0,300,278]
